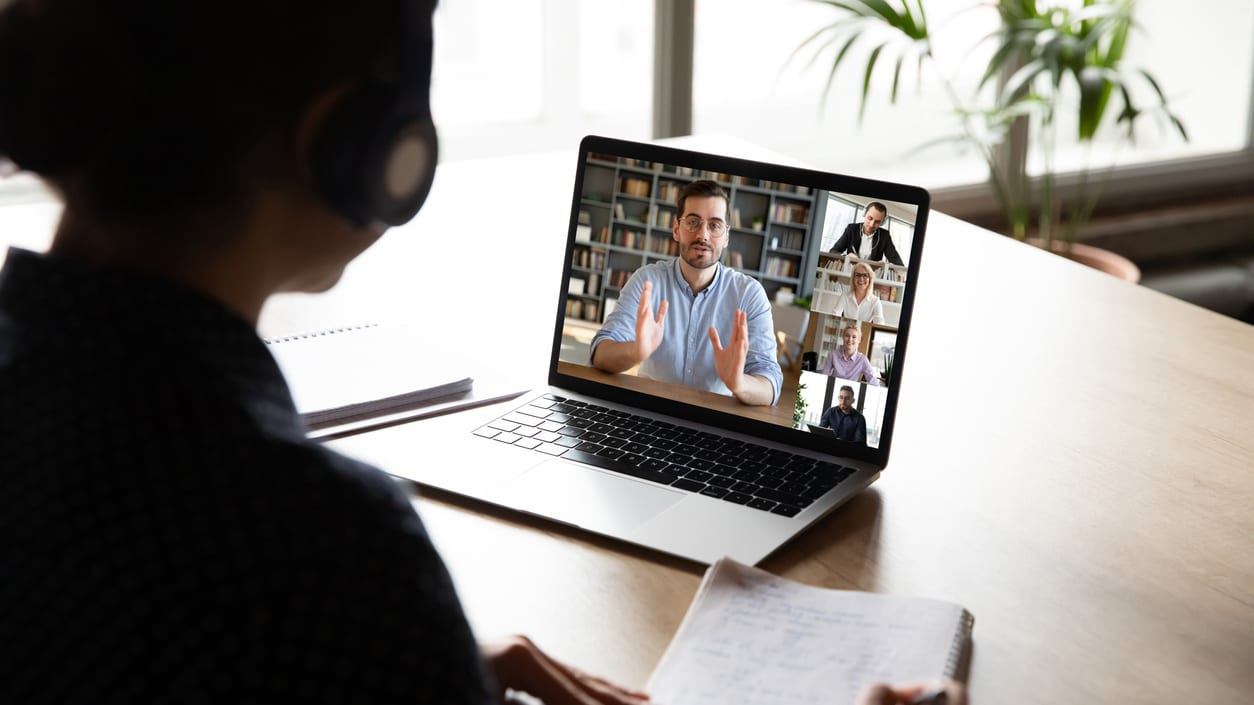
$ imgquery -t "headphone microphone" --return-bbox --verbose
[311,0,439,227]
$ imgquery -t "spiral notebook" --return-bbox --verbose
[648,558,974,705]
[264,323,474,431]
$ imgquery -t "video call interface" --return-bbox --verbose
[558,150,921,451]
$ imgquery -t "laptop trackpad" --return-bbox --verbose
[496,459,685,535]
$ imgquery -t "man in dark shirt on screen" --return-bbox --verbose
[828,201,904,266]
[820,385,867,445]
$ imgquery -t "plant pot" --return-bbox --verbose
[1028,238,1141,283]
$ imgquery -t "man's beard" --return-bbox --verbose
[682,241,720,269]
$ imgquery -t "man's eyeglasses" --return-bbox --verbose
[679,216,727,236]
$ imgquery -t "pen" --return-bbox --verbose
[909,685,948,705]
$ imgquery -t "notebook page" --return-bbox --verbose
[265,323,473,425]
[647,558,971,705]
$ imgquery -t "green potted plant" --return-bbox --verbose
[792,0,1187,268]
[793,382,809,428]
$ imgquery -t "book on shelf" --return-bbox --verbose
[772,202,810,225]
[648,557,974,705]
[658,180,682,203]
[620,176,651,198]
[575,209,592,243]
[264,323,474,430]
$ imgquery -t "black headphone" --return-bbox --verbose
[311,0,439,227]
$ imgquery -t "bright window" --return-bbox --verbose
[430,0,654,162]
[691,0,1252,187]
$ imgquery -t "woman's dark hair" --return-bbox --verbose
[0,0,431,228]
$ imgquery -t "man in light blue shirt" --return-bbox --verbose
[590,180,782,406]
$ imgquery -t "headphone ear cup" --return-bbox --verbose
[310,85,438,227]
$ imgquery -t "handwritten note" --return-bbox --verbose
[647,558,972,705]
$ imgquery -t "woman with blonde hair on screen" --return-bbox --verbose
[834,260,886,325]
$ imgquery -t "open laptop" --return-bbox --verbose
[328,135,929,565]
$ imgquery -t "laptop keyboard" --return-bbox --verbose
[473,393,856,517]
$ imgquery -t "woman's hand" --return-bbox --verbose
[481,635,650,705]
[855,679,968,705]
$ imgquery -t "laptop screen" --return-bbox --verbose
[550,136,928,466]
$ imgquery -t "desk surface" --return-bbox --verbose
[5,136,1252,704]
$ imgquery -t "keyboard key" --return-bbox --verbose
[514,437,542,450]
[575,441,604,453]
[560,449,681,485]
[724,491,753,505]
[619,453,646,467]
[517,405,551,418]
[700,486,730,499]
[754,487,807,507]
[747,497,776,512]
[554,436,582,449]
[684,469,713,483]
[537,443,567,456]
[770,504,802,517]
[672,478,705,493]
[488,419,520,433]
[778,480,808,495]
[622,441,650,455]
[473,427,499,439]
[503,413,541,427]
[493,431,521,444]
[785,458,816,473]
[557,426,585,438]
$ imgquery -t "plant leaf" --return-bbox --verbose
[859,43,886,123]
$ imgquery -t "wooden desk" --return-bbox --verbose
[311,141,1251,705]
[6,137,1251,704]
[556,360,794,426]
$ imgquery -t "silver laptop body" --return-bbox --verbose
[329,136,930,565]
